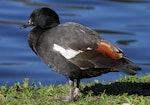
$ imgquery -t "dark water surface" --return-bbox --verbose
[0,0,150,86]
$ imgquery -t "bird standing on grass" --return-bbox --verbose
[21,7,141,102]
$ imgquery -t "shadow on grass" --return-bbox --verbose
[82,82,150,96]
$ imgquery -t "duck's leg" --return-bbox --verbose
[68,79,74,101]
[60,79,80,102]
[74,79,80,100]
[60,79,74,102]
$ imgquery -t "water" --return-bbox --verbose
[0,0,150,86]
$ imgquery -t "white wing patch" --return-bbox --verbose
[87,47,92,50]
[53,44,83,59]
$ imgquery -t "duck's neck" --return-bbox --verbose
[49,22,60,28]
[41,22,60,29]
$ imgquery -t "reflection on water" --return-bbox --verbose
[0,0,150,86]
[117,40,137,46]
[0,62,24,66]
[107,0,149,3]
[95,29,134,35]
[0,20,22,25]
[10,0,49,7]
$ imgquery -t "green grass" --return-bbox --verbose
[0,74,150,105]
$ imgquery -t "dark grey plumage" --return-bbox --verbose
[21,7,141,102]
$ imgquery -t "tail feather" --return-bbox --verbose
[116,57,141,75]
[80,57,141,78]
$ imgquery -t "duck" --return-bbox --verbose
[21,7,141,102]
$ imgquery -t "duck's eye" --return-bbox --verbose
[28,18,32,24]
[28,18,34,25]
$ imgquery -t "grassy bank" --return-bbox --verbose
[0,74,150,105]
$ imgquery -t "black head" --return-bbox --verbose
[21,7,60,29]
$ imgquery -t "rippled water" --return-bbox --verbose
[0,0,150,86]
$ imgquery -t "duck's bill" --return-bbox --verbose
[20,23,32,29]
[20,18,34,29]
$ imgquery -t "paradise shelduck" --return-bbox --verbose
[21,7,141,102]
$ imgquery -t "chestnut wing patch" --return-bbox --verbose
[95,40,123,60]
